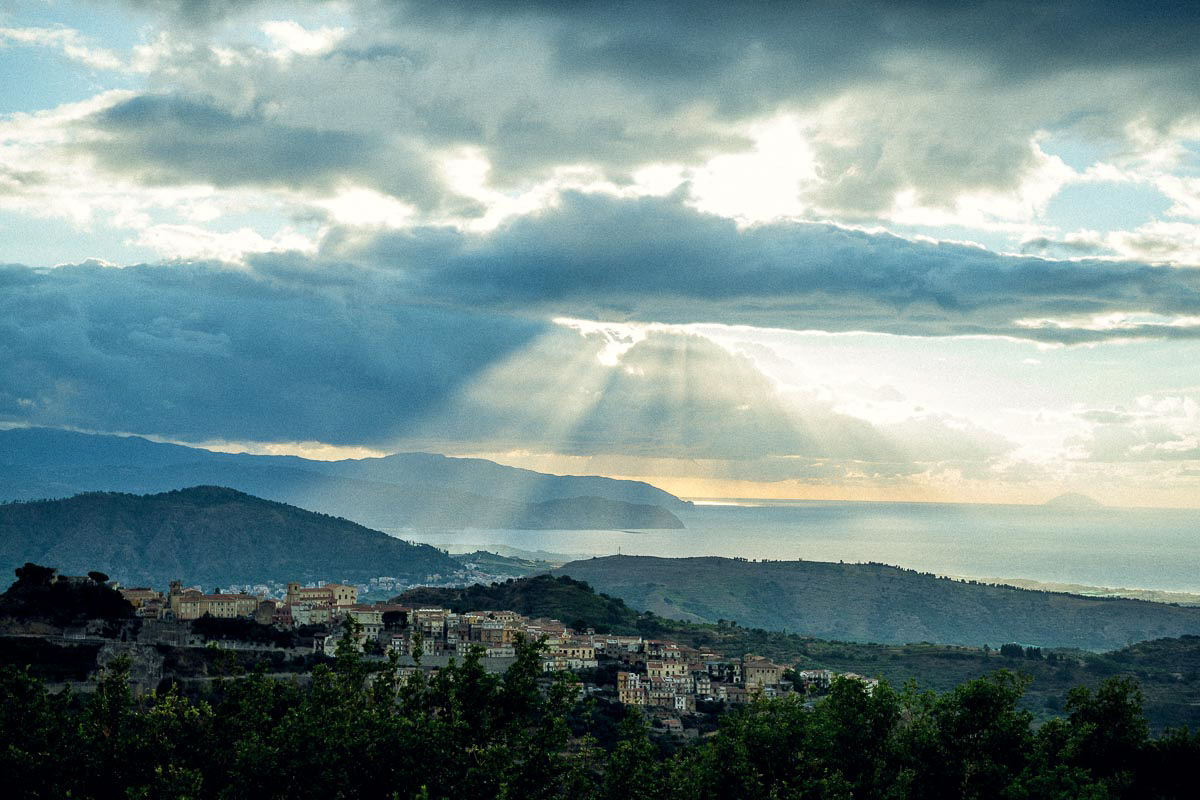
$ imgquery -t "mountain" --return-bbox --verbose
[551,555,1200,651]
[0,486,462,588]
[0,427,688,529]
[1043,492,1104,510]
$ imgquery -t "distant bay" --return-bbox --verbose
[388,500,1200,594]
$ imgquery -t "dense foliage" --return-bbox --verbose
[552,556,1200,652]
[2,634,1198,800]
[190,615,297,648]
[0,562,135,626]
[399,575,644,634]
[0,487,460,587]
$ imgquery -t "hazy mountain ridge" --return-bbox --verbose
[0,486,462,588]
[552,555,1200,651]
[0,427,688,529]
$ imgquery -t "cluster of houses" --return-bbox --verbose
[118,580,599,673]
[610,638,878,714]
[117,580,878,711]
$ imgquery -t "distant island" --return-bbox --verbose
[1043,492,1104,510]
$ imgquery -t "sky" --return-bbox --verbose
[2,1,1200,507]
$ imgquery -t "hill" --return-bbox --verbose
[0,486,461,588]
[0,427,689,529]
[399,574,1200,730]
[551,555,1200,651]
[1043,492,1104,510]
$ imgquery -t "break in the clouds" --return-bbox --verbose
[3,0,1200,505]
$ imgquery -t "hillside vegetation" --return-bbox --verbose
[5,636,1199,799]
[401,574,1200,731]
[552,555,1200,651]
[0,487,460,588]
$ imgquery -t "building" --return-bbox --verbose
[119,587,165,618]
[344,605,385,640]
[617,671,648,706]
[743,657,785,690]
[796,669,834,691]
[285,582,358,608]
[544,639,597,671]
[174,590,259,621]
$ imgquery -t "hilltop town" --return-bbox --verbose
[111,575,875,730]
[8,565,1200,736]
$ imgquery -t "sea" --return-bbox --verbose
[387,500,1200,594]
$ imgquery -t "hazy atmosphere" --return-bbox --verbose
[4,0,1200,507]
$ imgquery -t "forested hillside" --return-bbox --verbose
[0,487,460,587]
[553,555,1200,651]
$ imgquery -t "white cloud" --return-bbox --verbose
[260,19,346,59]
[313,186,415,228]
[132,223,317,263]
[689,114,818,223]
[1106,220,1200,266]
[1015,311,1200,334]
[1157,174,1200,220]
[884,139,1078,233]
[0,25,123,70]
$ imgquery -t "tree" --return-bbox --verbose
[1062,676,1149,795]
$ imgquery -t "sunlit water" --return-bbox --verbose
[387,501,1200,593]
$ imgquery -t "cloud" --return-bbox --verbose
[1068,395,1200,462]
[5,0,1197,269]
[86,0,1200,226]
[326,192,1200,343]
[1020,234,1106,257]
[0,261,544,445]
[84,93,438,202]
[0,26,124,70]
[0,258,1021,475]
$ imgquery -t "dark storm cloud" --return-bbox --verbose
[403,1,1200,85]
[84,94,438,202]
[327,192,1200,343]
[0,262,544,444]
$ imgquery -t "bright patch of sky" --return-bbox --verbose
[0,209,153,266]
[1037,132,1120,173]
[1044,181,1173,235]
[0,1,146,110]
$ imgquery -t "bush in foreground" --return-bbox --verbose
[2,636,1199,799]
